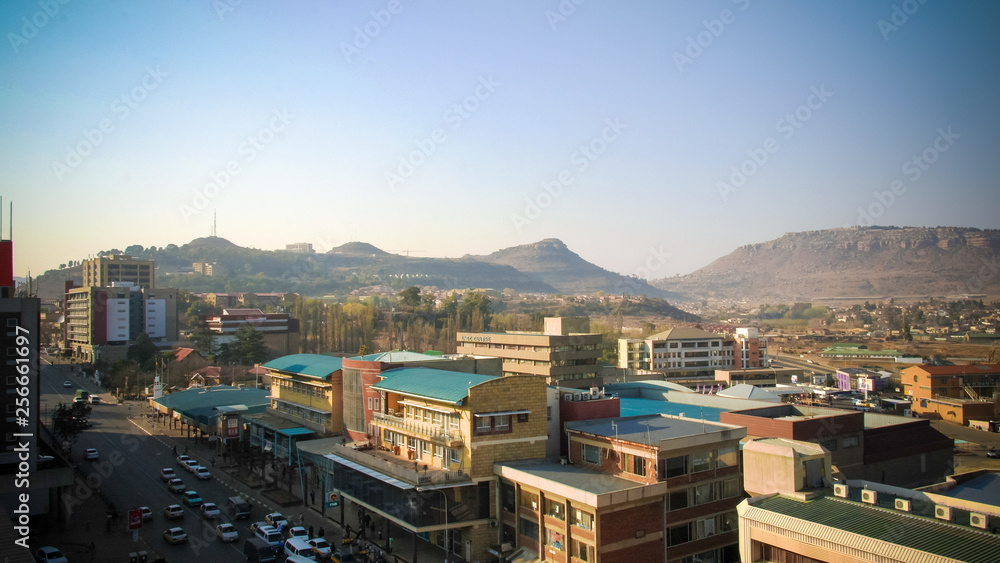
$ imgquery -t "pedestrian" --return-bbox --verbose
[378,528,383,541]
[345,523,352,538]
[358,508,363,524]
[319,526,325,538]
[211,456,215,467]
[310,490,316,505]
[388,536,393,553]
[309,524,315,537]
[298,512,303,525]
[172,445,177,456]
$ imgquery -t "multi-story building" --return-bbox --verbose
[192,261,225,276]
[456,316,602,388]
[82,254,154,288]
[835,367,888,392]
[902,364,1000,423]
[309,368,548,563]
[618,327,769,379]
[200,308,300,358]
[496,414,747,563]
[285,242,315,253]
[341,351,501,442]
[62,280,178,362]
[720,404,954,488]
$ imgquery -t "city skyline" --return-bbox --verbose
[2,1,998,279]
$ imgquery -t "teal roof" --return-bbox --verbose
[372,367,497,404]
[349,350,447,363]
[152,385,270,424]
[752,495,1000,563]
[263,354,343,378]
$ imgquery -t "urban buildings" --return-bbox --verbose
[82,254,154,288]
[456,317,602,388]
[285,242,315,253]
[835,367,889,392]
[902,364,1000,424]
[199,307,300,358]
[496,414,746,563]
[618,327,769,379]
[191,261,225,276]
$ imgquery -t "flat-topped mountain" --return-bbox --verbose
[652,227,1000,301]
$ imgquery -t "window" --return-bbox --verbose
[544,498,564,520]
[624,453,647,476]
[571,539,595,562]
[547,406,552,421]
[692,451,712,473]
[422,440,431,455]
[495,415,510,431]
[582,443,601,465]
[432,411,443,426]
[448,448,460,465]
[694,483,715,505]
[571,509,593,530]
[669,489,689,510]
[517,412,529,423]
[696,517,716,539]
[821,439,838,452]
[665,455,687,477]
[434,445,444,458]
[408,437,417,452]
[717,446,737,468]
[520,490,539,510]
[668,523,690,546]
[721,478,739,499]
[545,529,564,551]
[501,482,516,513]
[520,518,539,541]
[842,436,859,448]
[475,416,492,434]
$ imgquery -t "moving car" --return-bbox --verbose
[32,546,68,563]
[227,495,251,519]
[216,522,239,542]
[265,512,288,528]
[201,502,221,519]
[62,380,72,388]
[163,527,188,544]
[84,448,99,460]
[251,522,282,547]
[90,395,101,404]
[140,506,153,521]
[160,468,177,481]
[167,478,186,493]
[182,490,203,508]
[163,504,184,520]
[195,467,212,480]
[183,459,200,472]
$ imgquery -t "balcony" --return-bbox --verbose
[374,412,463,448]
[331,441,471,487]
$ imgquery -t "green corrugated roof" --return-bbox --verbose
[372,367,496,404]
[753,495,1000,563]
[153,385,270,413]
[263,354,343,378]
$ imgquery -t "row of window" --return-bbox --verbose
[383,430,461,464]
[273,402,328,425]
[664,446,738,478]
[510,488,594,530]
[668,478,741,510]
[518,518,595,560]
[403,405,460,429]
[667,511,737,546]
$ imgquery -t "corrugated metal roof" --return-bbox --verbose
[350,350,446,363]
[152,385,270,412]
[372,367,496,404]
[263,354,343,378]
[750,495,1000,563]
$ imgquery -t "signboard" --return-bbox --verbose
[326,491,340,507]
[128,508,143,531]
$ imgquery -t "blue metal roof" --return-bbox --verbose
[263,354,343,378]
[277,427,315,437]
[372,367,497,404]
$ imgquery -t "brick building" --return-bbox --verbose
[496,414,746,563]
[902,364,1000,424]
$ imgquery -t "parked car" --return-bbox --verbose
[251,522,282,547]
[176,454,190,464]
[284,525,308,540]
[90,396,101,404]
[989,447,1000,459]
[265,512,288,529]
[140,506,153,521]
[163,527,188,544]
[308,537,333,559]
[163,504,184,520]
[167,478,186,493]
[216,522,239,542]
[195,467,212,480]
[32,546,68,563]
[160,468,177,481]
[62,380,72,388]
[201,502,221,519]
[183,460,200,472]
[84,448,99,460]
[182,490,203,508]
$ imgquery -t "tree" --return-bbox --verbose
[400,286,422,309]
[233,326,268,365]
[358,344,371,356]
[127,332,159,370]
[51,402,91,443]
[190,326,217,356]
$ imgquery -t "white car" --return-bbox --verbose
[163,527,187,544]
[160,467,177,481]
[308,537,333,559]
[201,502,221,519]
[216,522,239,542]
[85,448,99,460]
[32,546,68,563]
[183,460,200,472]
[194,467,212,480]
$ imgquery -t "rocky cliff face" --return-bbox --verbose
[653,227,1000,301]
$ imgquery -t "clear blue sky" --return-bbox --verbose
[2,1,998,280]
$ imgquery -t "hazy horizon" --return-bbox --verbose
[3,1,998,279]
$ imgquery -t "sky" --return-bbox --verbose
[2,0,998,281]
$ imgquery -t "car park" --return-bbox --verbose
[308,538,333,559]
[32,546,68,563]
[84,448,99,460]
[140,506,153,521]
[216,522,239,542]
[182,490,203,508]
[167,478,186,493]
[195,466,212,480]
[163,504,184,520]
[160,467,176,481]
[265,512,288,529]
[201,502,221,519]
[163,527,188,544]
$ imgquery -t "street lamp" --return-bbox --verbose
[419,487,449,563]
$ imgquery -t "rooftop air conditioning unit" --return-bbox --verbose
[970,513,988,529]
[833,484,849,498]
[573,393,582,401]
[590,387,599,395]
[564,393,573,401]
[894,499,911,512]
[581,393,591,400]
[861,490,877,504]
[935,506,953,522]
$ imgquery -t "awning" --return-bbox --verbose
[474,410,531,417]
[278,427,315,437]
[325,453,414,490]
[881,398,912,405]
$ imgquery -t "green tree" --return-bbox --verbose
[233,326,268,365]
[127,332,159,370]
[400,286,422,309]
[190,325,217,356]
[358,344,371,356]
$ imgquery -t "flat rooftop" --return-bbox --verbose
[497,458,648,496]
[939,473,1000,506]
[567,414,742,444]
